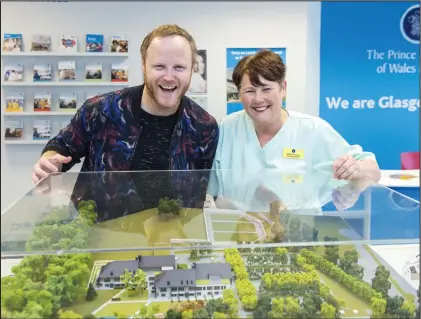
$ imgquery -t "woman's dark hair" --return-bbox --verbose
[232,50,286,90]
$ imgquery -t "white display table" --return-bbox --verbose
[379,169,419,188]
[378,169,419,202]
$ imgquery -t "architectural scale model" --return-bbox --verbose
[403,254,420,281]
[1,198,419,319]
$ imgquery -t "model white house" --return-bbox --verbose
[153,262,233,299]
[96,255,233,299]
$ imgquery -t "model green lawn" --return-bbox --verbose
[64,290,116,316]
[66,288,155,317]
[316,270,371,317]
[94,301,181,318]
[94,302,147,318]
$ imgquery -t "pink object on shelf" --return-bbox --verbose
[401,152,420,170]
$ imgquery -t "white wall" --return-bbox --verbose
[1,1,321,211]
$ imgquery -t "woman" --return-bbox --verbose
[208,50,380,203]
[188,52,207,93]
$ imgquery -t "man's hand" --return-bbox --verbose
[32,153,72,184]
[333,154,360,180]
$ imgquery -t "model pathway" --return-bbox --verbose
[204,208,267,243]
[92,288,127,315]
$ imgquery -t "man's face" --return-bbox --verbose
[143,36,193,112]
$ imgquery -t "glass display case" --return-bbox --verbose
[1,168,419,319]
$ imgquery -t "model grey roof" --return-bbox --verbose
[154,262,232,288]
[195,263,232,280]
[139,255,176,268]
[98,255,176,279]
[98,260,138,279]
[155,269,196,288]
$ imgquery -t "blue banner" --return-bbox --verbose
[319,2,420,169]
[226,48,286,115]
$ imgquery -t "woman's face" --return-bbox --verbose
[194,54,205,74]
[239,73,286,125]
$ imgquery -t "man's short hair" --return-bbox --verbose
[232,50,286,90]
[141,24,197,67]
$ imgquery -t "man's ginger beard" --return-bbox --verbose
[143,71,192,110]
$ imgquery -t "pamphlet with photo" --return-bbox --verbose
[59,35,78,52]
[33,92,52,112]
[86,34,104,52]
[33,64,52,82]
[5,93,24,112]
[2,33,23,52]
[33,120,51,140]
[59,93,77,111]
[85,63,103,81]
[111,63,128,82]
[58,61,76,81]
[30,34,51,52]
[4,64,23,82]
[110,35,128,53]
[4,120,24,140]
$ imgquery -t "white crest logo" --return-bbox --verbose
[400,4,420,44]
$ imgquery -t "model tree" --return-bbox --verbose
[301,295,318,317]
[1,200,97,319]
[275,247,288,265]
[266,297,283,318]
[222,289,240,318]
[86,283,97,301]
[192,308,209,318]
[166,309,182,319]
[385,295,404,316]
[133,268,147,294]
[158,197,182,217]
[189,249,199,261]
[252,296,271,319]
[320,302,336,318]
[324,236,340,265]
[339,250,364,280]
[120,268,146,295]
[120,269,133,288]
[371,296,387,318]
[285,297,300,317]
[205,298,228,315]
[371,265,391,297]
[181,309,193,319]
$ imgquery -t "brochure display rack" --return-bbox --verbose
[2,33,130,145]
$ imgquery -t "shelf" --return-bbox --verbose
[1,52,129,57]
[2,82,129,87]
[3,112,76,116]
[4,140,47,145]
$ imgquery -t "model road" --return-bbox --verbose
[356,245,417,298]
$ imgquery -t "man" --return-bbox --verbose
[32,24,219,183]
[31,25,219,220]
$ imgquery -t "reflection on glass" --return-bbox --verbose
[1,168,419,319]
